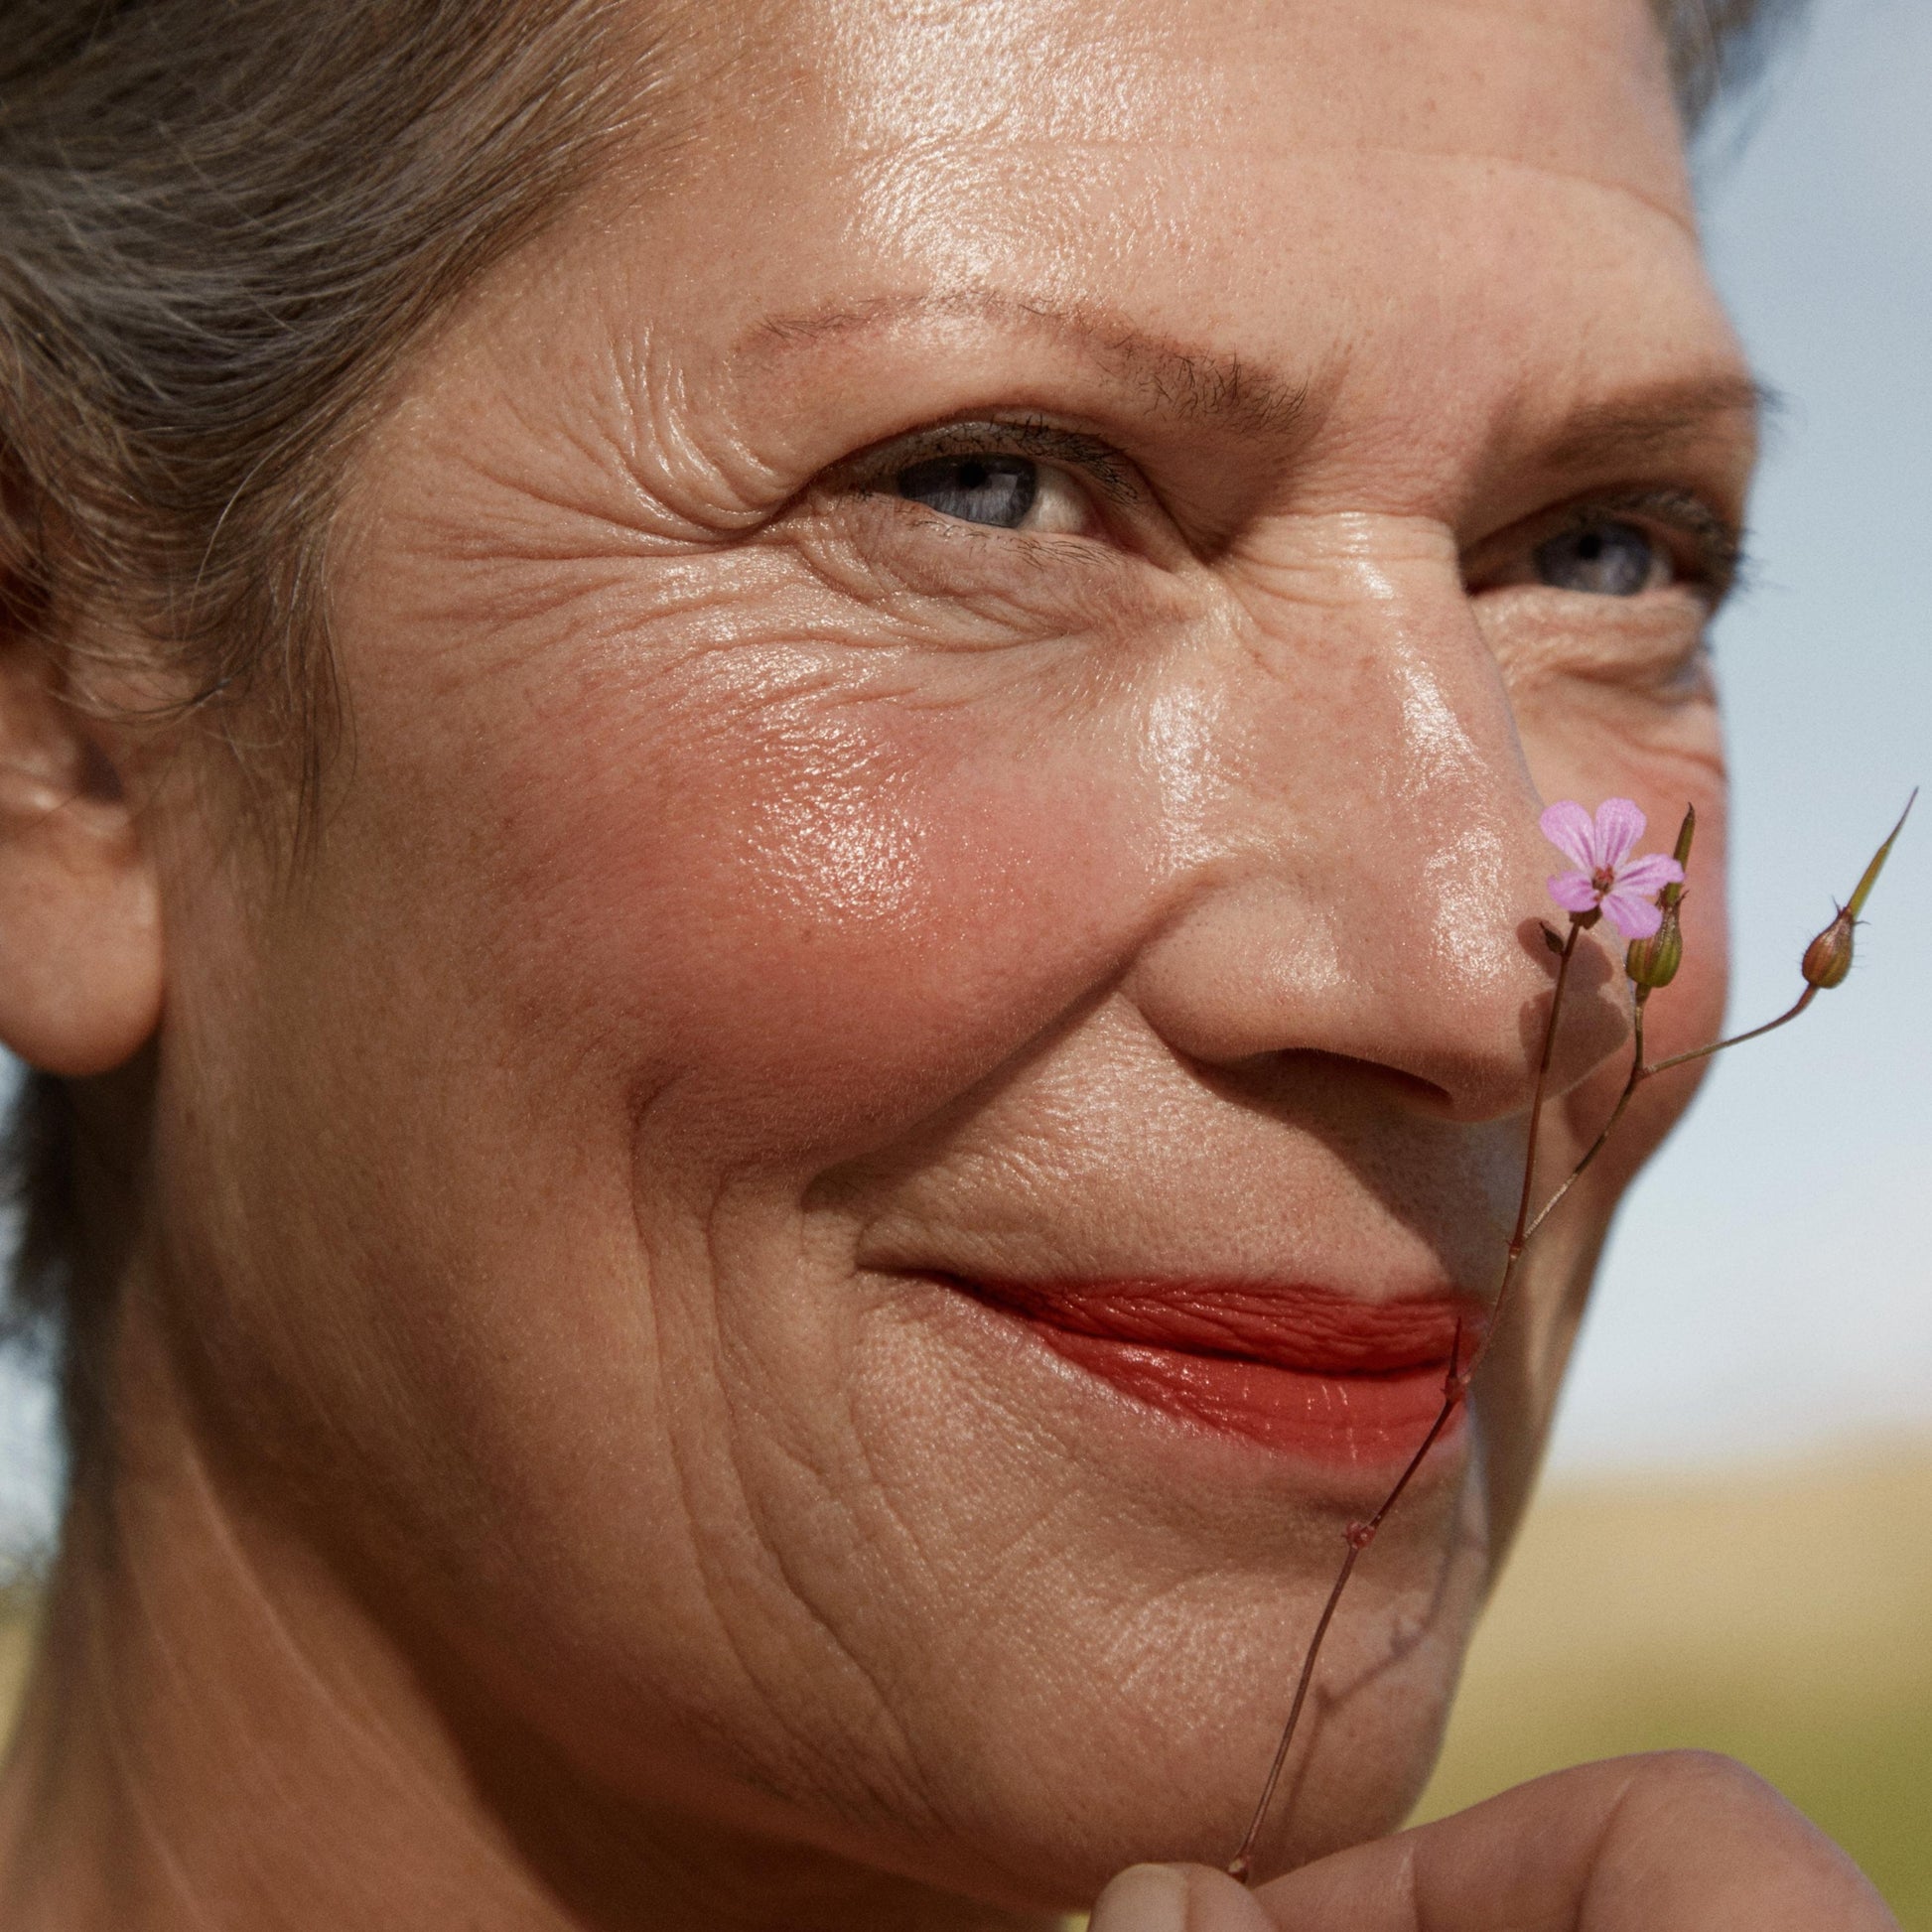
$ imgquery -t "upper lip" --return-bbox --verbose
[920,1272,1487,1375]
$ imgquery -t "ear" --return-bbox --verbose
[0,633,164,1076]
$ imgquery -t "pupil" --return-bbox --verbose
[1534,519,1656,597]
[897,454,1038,529]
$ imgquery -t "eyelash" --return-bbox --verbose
[1538,488,1747,601]
[848,417,1139,508]
[846,420,1746,597]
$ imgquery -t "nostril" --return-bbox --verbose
[1513,954,1634,1104]
[1186,1045,1459,1120]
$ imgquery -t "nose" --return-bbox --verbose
[1121,521,1625,1123]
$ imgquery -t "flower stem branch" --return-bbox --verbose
[1224,1321,1471,1882]
[1226,791,1912,1885]
[1641,985,1817,1078]
[1225,921,1585,1880]
[1522,998,1644,1246]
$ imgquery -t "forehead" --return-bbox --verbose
[444,0,1738,516]
[636,0,1693,255]
[770,0,1690,207]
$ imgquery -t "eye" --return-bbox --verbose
[897,454,1035,526]
[1533,519,1667,597]
[893,452,1096,535]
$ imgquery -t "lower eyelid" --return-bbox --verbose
[1478,584,1713,680]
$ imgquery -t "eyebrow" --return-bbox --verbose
[748,292,1769,480]
[1540,373,1772,474]
[749,291,1316,445]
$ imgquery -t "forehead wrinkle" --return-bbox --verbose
[745,289,1315,447]
[1362,144,1693,240]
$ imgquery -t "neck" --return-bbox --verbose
[0,1314,1061,1932]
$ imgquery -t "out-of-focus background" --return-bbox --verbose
[1416,1451,1932,1922]
[1429,1,1932,1914]
[3,0,1929,1916]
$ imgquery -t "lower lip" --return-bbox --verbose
[957,1278,1481,1468]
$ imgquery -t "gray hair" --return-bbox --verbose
[0,0,644,1465]
[0,0,1803,1485]
[1659,0,1807,121]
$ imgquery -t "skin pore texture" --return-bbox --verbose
[0,0,1899,1927]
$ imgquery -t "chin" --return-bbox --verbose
[837,1479,1490,1905]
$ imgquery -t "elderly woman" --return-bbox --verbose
[0,0,1897,1926]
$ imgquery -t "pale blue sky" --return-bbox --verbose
[3,0,1928,1549]
[1546,0,1932,1470]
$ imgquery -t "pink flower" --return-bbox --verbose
[1540,798,1685,941]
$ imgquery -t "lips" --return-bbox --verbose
[953,1276,1484,1467]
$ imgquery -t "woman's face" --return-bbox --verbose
[145,0,1749,1907]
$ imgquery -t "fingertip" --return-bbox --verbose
[1091,1865,1187,1932]
[1091,1862,1276,1932]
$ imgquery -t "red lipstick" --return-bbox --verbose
[960,1278,1482,1467]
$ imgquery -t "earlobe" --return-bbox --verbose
[0,644,164,1077]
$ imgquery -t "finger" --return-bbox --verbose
[1250,1752,1897,1932]
[1090,1863,1274,1932]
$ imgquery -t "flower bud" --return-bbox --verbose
[1623,804,1693,996]
[1800,790,1916,993]
[1802,906,1856,990]
[1625,897,1684,992]
[1666,802,1697,882]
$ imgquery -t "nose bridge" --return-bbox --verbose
[1240,521,1549,941]
[1318,552,1541,976]
[1125,521,1578,1118]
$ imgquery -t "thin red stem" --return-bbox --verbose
[1640,985,1816,1077]
[1223,1550,1360,1884]
[1227,913,1846,1881]
[1227,922,1584,1878]
[1226,1330,1471,1882]
[1527,982,1816,1243]
[1524,999,1645,1245]
[1509,921,1584,1251]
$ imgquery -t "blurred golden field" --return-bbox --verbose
[1417,1443,1932,1928]
[2,1447,1928,1922]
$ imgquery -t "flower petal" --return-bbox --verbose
[1614,853,1686,897]
[1591,797,1647,872]
[1600,889,1663,941]
[1539,801,1597,873]
[1547,871,1601,913]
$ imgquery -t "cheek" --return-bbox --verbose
[476,656,1149,1163]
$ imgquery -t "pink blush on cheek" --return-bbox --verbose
[485,683,1156,1163]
